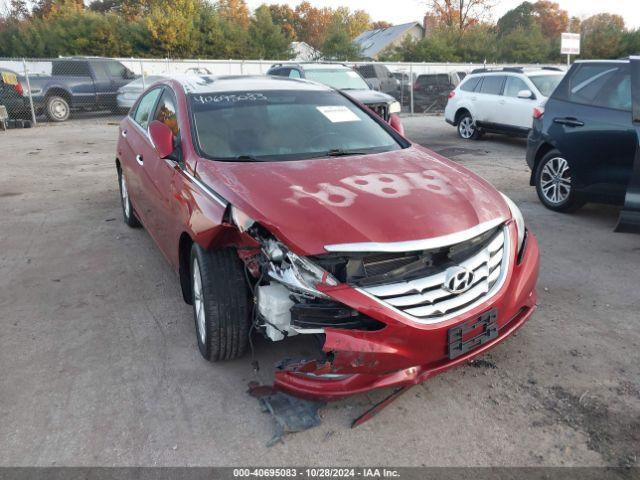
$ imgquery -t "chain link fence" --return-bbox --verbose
[0,56,564,127]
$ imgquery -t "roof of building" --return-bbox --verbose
[354,22,423,59]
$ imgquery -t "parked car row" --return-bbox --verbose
[443,60,639,229]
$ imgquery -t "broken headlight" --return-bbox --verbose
[265,240,338,299]
[500,193,525,254]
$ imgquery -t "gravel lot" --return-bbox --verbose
[1,115,638,467]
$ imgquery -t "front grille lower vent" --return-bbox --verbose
[360,227,509,323]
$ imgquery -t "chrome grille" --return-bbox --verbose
[360,226,509,324]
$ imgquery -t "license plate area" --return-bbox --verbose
[447,309,498,360]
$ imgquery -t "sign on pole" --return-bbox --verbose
[561,33,580,55]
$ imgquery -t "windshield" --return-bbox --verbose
[190,90,402,162]
[303,69,369,90]
[529,74,563,97]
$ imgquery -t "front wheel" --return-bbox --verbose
[534,150,585,212]
[118,168,141,228]
[190,245,251,362]
[457,113,481,140]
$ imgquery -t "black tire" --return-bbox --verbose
[46,95,70,122]
[457,112,481,140]
[190,245,251,362]
[534,150,585,212]
[117,167,141,228]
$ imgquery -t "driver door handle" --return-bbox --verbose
[136,154,144,165]
[554,117,584,127]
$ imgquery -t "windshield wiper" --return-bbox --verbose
[325,148,369,157]
[233,155,262,161]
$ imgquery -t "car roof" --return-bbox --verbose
[165,74,333,94]
[574,59,630,64]
[270,63,350,71]
[468,69,564,78]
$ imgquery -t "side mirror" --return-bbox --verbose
[149,120,175,159]
[517,89,535,99]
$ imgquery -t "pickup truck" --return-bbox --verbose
[27,58,137,122]
[353,63,401,100]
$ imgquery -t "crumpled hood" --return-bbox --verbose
[345,89,396,106]
[195,145,510,255]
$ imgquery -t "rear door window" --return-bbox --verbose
[460,76,481,92]
[593,67,631,111]
[503,76,530,97]
[357,65,375,78]
[105,61,127,79]
[53,61,91,77]
[479,75,505,95]
[557,63,630,110]
[288,69,301,79]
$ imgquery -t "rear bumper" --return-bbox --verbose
[275,225,540,400]
[1,97,30,117]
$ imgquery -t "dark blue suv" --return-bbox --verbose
[526,59,637,216]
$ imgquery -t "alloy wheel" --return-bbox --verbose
[120,173,130,218]
[192,258,206,344]
[459,116,475,139]
[540,157,571,205]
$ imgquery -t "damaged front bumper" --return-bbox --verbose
[273,223,540,400]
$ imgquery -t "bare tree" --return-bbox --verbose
[426,0,495,32]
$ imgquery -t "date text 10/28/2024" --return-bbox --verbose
[232,468,401,478]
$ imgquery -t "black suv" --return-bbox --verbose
[527,59,638,220]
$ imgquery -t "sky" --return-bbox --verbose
[246,0,640,29]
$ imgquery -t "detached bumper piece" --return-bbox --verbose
[290,300,385,331]
[248,381,324,447]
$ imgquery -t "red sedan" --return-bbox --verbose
[116,75,539,401]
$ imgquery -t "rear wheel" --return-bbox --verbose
[534,150,585,212]
[190,245,251,362]
[457,112,481,140]
[46,96,70,122]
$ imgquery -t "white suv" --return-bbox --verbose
[444,67,565,140]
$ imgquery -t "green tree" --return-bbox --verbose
[266,4,297,40]
[622,29,640,57]
[321,20,362,60]
[499,24,549,62]
[497,1,535,36]
[581,13,625,59]
[9,0,30,20]
[218,0,250,29]
[249,5,291,59]
[144,0,201,57]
